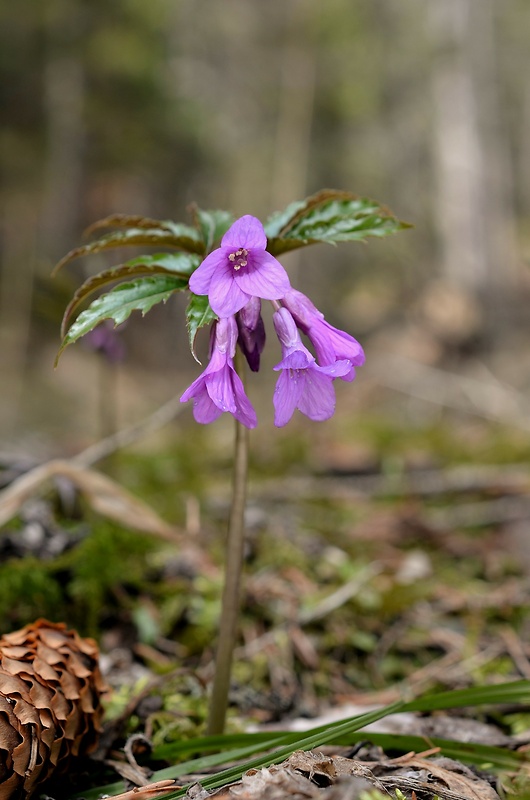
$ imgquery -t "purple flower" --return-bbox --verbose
[84,320,126,363]
[281,289,365,382]
[272,307,351,427]
[236,297,266,372]
[180,317,257,428]
[189,215,291,317]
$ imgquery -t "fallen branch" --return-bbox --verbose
[0,459,180,541]
[73,391,187,468]
[369,353,530,432]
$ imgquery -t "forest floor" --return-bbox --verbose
[1,366,530,799]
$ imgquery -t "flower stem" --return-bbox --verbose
[206,366,249,734]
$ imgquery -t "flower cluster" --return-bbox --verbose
[181,215,364,428]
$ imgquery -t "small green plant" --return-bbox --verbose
[55,190,408,733]
[75,680,530,799]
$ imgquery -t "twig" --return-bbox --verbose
[298,563,383,625]
[96,779,182,800]
[248,463,530,504]
[0,394,188,535]
[0,459,180,540]
[369,353,530,432]
[428,496,530,531]
[234,563,381,662]
[72,391,187,468]
[499,627,530,680]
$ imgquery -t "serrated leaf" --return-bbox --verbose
[60,253,201,337]
[84,213,200,241]
[264,190,356,238]
[55,275,187,364]
[124,252,201,275]
[53,227,204,275]
[264,197,314,238]
[186,293,217,363]
[191,206,235,252]
[265,189,411,256]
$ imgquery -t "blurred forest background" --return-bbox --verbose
[2,0,530,734]
[1,0,530,449]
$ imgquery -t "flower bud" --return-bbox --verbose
[236,297,266,372]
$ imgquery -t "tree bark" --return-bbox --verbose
[428,0,517,298]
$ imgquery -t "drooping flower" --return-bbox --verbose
[84,320,126,363]
[180,316,257,428]
[281,288,365,382]
[272,307,351,427]
[189,215,291,318]
[236,297,266,372]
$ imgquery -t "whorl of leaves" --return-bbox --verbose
[0,619,107,799]
[54,192,409,362]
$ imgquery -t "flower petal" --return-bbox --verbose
[206,363,237,413]
[341,366,356,382]
[180,374,207,403]
[236,251,291,300]
[274,347,314,371]
[209,268,250,317]
[281,288,324,327]
[315,358,352,378]
[221,215,267,250]
[189,249,227,296]
[192,388,224,424]
[297,368,336,421]
[273,369,304,427]
[309,320,365,367]
[231,369,258,428]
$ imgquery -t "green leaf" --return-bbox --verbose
[76,680,530,800]
[55,275,187,364]
[404,680,530,713]
[124,252,201,276]
[60,253,200,337]
[263,197,310,238]
[84,213,201,241]
[53,227,204,274]
[191,206,235,252]
[265,189,411,256]
[186,293,217,363]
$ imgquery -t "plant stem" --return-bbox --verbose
[207,383,249,734]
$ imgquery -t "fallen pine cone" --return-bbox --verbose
[0,619,107,799]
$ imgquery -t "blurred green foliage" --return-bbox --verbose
[1,410,529,706]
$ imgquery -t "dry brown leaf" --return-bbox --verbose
[213,748,502,800]
[80,778,183,800]
[0,619,107,799]
[228,764,318,799]
[352,751,501,800]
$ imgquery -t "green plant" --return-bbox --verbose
[55,190,407,733]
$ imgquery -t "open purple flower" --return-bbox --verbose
[180,317,257,428]
[281,289,365,382]
[189,215,291,318]
[272,307,351,427]
[236,297,266,372]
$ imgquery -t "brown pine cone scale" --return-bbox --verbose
[0,619,107,799]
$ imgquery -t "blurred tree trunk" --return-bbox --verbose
[0,8,87,432]
[270,0,316,284]
[428,0,517,300]
[0,194,37,432]
[270,0,316,211]
[39,7,86,260]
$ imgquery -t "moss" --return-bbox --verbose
[0,558,63,627]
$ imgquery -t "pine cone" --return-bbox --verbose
[0,619,107,799]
